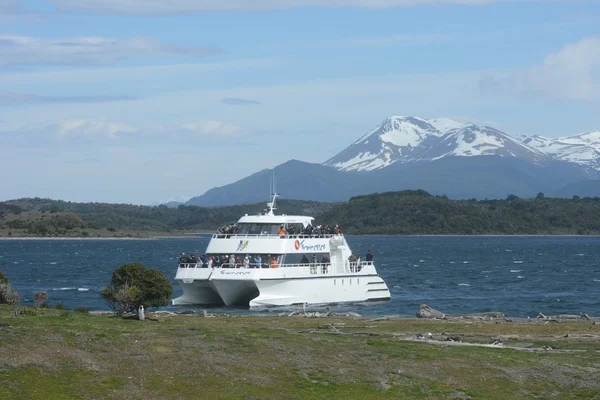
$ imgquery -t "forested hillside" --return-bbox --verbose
[319,190,600,235]
[1,191,599,237]
[0,198,335,237]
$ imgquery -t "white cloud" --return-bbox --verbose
[481,36,600,102]
[49,0,521,14]
[0,35,222,68]
[7,118,242,141]
[52,119,138,138]
[179,120,241,136]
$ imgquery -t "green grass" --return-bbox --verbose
[0,306,599,399]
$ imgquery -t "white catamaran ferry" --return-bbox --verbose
[172,193,390,307]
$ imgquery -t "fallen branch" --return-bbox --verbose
[416,304,506,320]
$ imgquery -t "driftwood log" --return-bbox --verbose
[416,304,506,320]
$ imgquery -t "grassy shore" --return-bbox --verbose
[1,306,599,399]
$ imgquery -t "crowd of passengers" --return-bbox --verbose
[179,253,284,269]
[217,223,343,236]
[178,250,374,271]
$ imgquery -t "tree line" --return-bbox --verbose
[318,190,600,235]
[2,191,600,236]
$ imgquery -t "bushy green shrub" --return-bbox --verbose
[101,263,172,317]
[74,307,89,314]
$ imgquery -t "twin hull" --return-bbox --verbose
[172,265,390,307]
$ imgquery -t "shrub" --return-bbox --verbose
[74,306,89,314]
[101,263,172,317]
[34,291,48,308]
[0,270,8,285]
[54,303,68,310]
[2,286,21,316]
[0,271,11,304]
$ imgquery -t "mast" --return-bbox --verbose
[266,169,278,216]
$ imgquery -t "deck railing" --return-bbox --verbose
[178,261,374,275]
[212,233,341,239]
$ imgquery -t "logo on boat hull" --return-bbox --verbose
[237,240,249,252]
[294,239,326,252]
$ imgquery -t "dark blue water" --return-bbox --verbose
[1,236,599,317]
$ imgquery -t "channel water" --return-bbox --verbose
[1,236,599,317]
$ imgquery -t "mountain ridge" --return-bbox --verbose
[186,116,600,206]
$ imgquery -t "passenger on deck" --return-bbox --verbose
[179,253,186,266]
[229,254,235,268]
[300,254,309,265]
[348,253,357,272]
[253,255,262,269]
[236,255,241,268]
[243,255,250,268]
[366,250,373,263]
[336,224,343,235]
[311,254,318,274]
[190,253,198,265]
[278,225,286,237]
[270,257,279,268]
[207,256,214,268]
[321,254,330,273]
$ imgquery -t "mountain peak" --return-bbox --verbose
[522,130,600,170]
[325,115,444,171]
[324,115,547,171]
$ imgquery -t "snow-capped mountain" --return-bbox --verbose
[323,116,443,171]
[188,116,600,207]
[324,116,549,171]
[520,131,600,171]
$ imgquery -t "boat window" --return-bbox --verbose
[248,224,262,235]
[238,224,250,234]
[267,224,280,235]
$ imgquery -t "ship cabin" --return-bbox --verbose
[201,213,352,272]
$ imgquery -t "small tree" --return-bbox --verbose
[34,291,49,308]
[536,192,545,199]
[0,270,8,285]
[101,263,172,318]
[3,286,21,317]
[0,270,9,304]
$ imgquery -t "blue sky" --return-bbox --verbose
[1,0,599,204]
